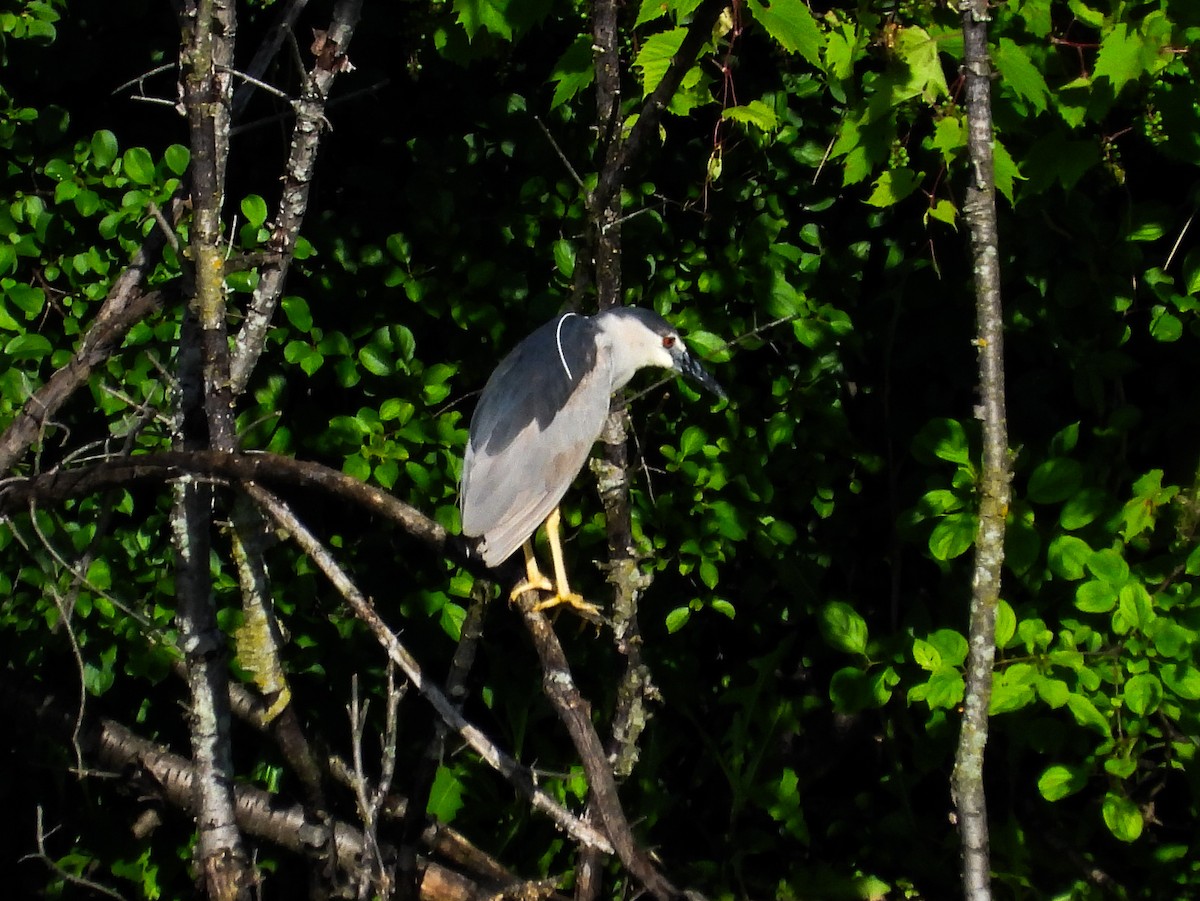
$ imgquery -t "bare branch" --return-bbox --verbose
[0,450,453,558]
[516,593,678,901]
[246,483,616,855]
[1,678,505,901]
[231,0,311,118]
[22,807,129,901]
[229,0,364,395]
[951,3,1013,900]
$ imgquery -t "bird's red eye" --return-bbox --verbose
[662,335,676,348]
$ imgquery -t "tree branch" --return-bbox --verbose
[177,4,251,897]
[0,266,167,474]
[0,676,516,901]
[246,483,616,856]
[516,593,679,901]
[0,449,453,557]
[589,0,725,217]
[229,0,363,395]
[951,3,1012,900]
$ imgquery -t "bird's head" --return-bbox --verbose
[597,307,727,399]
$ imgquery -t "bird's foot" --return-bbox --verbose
[509,573,554,603]
[532,591,602,619]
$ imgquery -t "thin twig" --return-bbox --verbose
[534,115,587,191]
[246,483,616,855]
[1164,207,1195,271]
[21,807,130,901]
[111,62,177,97]
[217,64,296,104]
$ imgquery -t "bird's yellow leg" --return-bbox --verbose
[532,507,601,617]
[509,540,553,601]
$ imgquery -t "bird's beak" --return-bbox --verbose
[672,345,727,400]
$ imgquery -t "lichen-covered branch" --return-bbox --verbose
[176,3,250,897]
[951,3,1013,900]
[229,0,363,394]
[516,593,679,901]
[246,483,616,856]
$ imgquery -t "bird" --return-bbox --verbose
[460,306,726,614]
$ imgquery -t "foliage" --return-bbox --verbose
[2,0,1200,898]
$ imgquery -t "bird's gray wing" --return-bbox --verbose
[461,316,611,566]
[468,314,599,456]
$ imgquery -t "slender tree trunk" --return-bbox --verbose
[175,3,252,898]
[952,3,1012,899]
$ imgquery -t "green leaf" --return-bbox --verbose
[281,296,313,332]
[1161,663,1200,701]
[439,602,467,641]
[908,667,964,710]
[830,666,877,714]
[1060,489,1105,530]
[992,138,1023,206]
[426,765,465,822]
[633,28,686,96]
[1075,580,1118,614]
[819,601,868,655]
[122,147,156,185]
[1123,673,1162,716]
[912,638,940,670]
[913,417,970,465]
[359,344,393,376]
[1150,621,1191,659]
[551,239,575,278]
[929,512,975,561]
[991,663,1037,714]
[84,557,111,591]
[91,129,119,169]
[993,38,1049,113]
[665,606,691,633]
[1102,792,1143,842]
[1066,0,1105,28]
[865,167,921,207]
[767,767,808,843]
[926,629,969,667]
[1183,246,1200,296]
[1117,582,1153,634]
[164,143,190,175]
[1066,693,1111,737]
[1037,764,1086,802]
[722,100,781,133]
[241,194,269,227]
[43,157,73,181]
[1086,548,1129,586]
[931,115,965,165]
[453,0,514,40]
[1149,306,1182,342]
[926,198,957,228]
[679,425,705,457]
[1035,676,1070,708]
[745,0,821,66]
[995,600,1016,648]
[767,270,807,321]
[6,283,45,316]
[892,25,949,101]
[5,333,52,360]
[1092,24,1144,95]
[1048,534,1092,579]
[686,330,732,364]
[549,35,593,109]
[1027,457,1083,504]
[633,0,671,28]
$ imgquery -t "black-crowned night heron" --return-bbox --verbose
[460,306,725,614]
